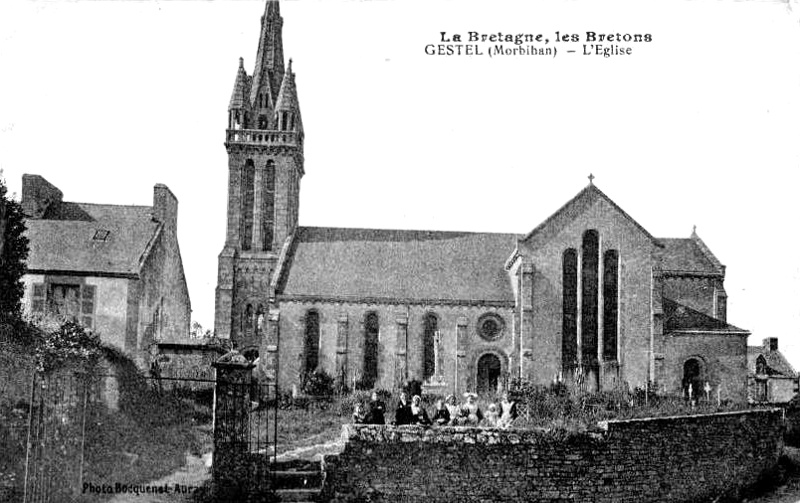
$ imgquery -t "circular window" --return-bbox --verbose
[477,313,505,341]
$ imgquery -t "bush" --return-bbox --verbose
[301,369,335,398]
[35,320,103,372]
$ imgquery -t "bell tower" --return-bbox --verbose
[215,0,303,348]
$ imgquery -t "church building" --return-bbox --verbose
[214,1,750,401]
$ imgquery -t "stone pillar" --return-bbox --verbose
[212,352,256,498]
[394,313,408,390]
[336,313,349,388]
[261,309,280,384]
[252,165,264,251]
[520,263,535,380]
[456,317,468,394]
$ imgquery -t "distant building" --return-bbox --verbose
[20,174,191,367]
[214,1,752,402]
[748,337,798,404]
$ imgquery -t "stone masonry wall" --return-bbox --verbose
[323,409,783,503]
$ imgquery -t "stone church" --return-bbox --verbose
[214,1,750,401]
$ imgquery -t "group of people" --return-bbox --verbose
[353,391,518,429]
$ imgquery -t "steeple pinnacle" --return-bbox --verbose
[274,59,303,133]
[250,0,285,111]
[228,57,251,111]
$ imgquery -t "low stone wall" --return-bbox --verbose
[322,409,784,502]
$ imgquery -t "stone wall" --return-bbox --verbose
[323,409,783,502]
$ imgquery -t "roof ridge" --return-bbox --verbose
[67,201,152,210]
[298,225,520,237]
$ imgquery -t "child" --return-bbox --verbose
[483,403,499,428]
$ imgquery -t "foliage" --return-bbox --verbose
[34,319,103,372]
[0,176,29,323]
[301,368,335,397]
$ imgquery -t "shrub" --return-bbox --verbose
[301,369,335,398]
[35,320,103,373]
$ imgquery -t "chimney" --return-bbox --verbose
[21,174,63,218]
[152,184,178,234]
[763,337,778,352]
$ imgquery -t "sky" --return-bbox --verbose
[1,0,799,365]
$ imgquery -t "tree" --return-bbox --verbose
[0,175,29,322]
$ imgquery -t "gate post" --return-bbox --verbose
[212,351,255,498]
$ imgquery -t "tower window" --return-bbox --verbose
[240,160,255,251]
[263,160,275,251]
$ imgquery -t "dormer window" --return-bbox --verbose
[92,229,110,241]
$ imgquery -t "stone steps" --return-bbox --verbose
[271,460,324,502]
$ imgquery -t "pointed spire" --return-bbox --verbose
[274,59,303,133]
[229,57,251,110]
[250,0,285,108]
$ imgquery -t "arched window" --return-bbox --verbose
[363,312,379,388]
[423,313,437,380]
[281,111,288,131]
[581,230,599,365]
[756,355,768,376]
[240,160,255,251]
[255,304,265,337]
[602,249,619,361]
[263,161,275,251]
[562,248,578,368]
[303,310,320,375]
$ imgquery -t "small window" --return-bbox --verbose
[477,313,505,341]
[92,229,110,241]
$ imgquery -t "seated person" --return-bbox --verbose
[408,395,432,426]
[460,392,483,426]
[482,403,499,428]
[445,394,460,425]
[431,398,451,426]
[394,391,411,426]
[352,402,368,424]
[366,391,386,425]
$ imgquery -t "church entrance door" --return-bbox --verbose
[476,353,502,394]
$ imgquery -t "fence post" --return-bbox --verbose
[211,351,255,499]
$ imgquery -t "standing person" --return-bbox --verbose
[367,391,386,425]
[409,395,432,426]
[394,391,411,425]
[461,392,483,426]
[432,398,451,426]
[498,391,518,429]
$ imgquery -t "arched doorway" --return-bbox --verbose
[682,358,703,398]
[476,353,502,394]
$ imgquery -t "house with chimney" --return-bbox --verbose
[20,174,191,367]
[748,337,798,404]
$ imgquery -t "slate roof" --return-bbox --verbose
[277,227,519,305]
[747,346,797,378]
[659,237,723,275]
[662,298,748,334]
[25,202,160,276]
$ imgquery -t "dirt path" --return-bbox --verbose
[104,452,211,503]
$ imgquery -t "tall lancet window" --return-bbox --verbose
[562,248,579,368]
[241,160,255,251]
[303,310,320,375]
[602,250,619,361]
[263,161,275,251]
[422,313,438,381]
[581,230,599,365]
[363,312,379,389]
